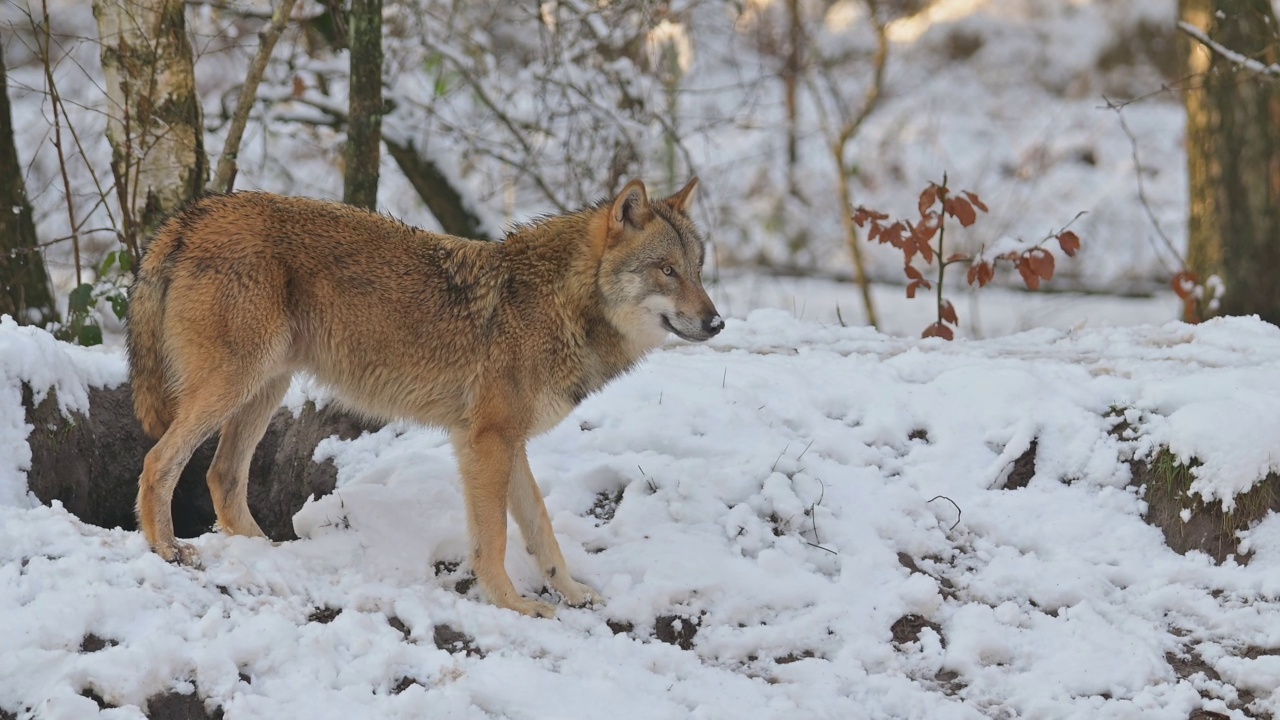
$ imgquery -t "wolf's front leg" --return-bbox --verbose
[452,430,557,618]
[509,449,603,608]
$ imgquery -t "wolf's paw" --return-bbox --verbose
[555,578,604,609]
[508,595,558,619]
[156,540,202,568]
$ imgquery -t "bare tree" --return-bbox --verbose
[211,0,298,194]
[0,45,57,326]
[807,0,889,329]
[93,0,206,256]
[1179,0,1280,323]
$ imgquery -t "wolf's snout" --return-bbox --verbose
[703,314,724,337]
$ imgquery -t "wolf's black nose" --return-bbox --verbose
[703,315,724,336]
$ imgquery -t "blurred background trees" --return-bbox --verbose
[0,0,1276,340]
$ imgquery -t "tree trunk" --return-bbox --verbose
[0,47,57,326]
[344,0,382,211]
[384,136,490,239]
[93,0,206,256]
[1180,0,1280,323]
[784,0,801,196]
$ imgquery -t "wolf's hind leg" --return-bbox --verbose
[510,450,603,608]
[207,375,291,539]
[138,384,249,566]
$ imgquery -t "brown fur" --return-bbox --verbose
[126,178,721,617]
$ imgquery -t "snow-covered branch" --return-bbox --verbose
[1178,20,1280,79]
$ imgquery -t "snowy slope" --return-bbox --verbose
[3,313,1280,719]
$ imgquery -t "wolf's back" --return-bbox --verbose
[126,214,186,439]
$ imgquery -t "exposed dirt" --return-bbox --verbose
[1165,646,1272,719]
[390,677,421,695]
[774,650,815,665]
[891,614,944,647]
[432,559,476,595]
[79,688,109,710]
[433,624,482,657]
[388,615,411,641]
[79,633,118,653]
[1001,439,1037,490]
[654,614,700,651]
[145,691,223,720]
[77,686,224,720]
[588,488,624,523]
[606,619,635,635]
[307,607,341,624]
[1133,455,1280,565]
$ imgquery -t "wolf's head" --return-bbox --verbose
[597,178,724,351]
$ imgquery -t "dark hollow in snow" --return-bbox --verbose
[774,650,815,665]
[891,614,944,647]
[79,633,118,653]
[391,677,421,695]
[388,615,412,641]
[1000,439,1038,490]
[23,383,380,541]
[606,619,635,635]
[307,607,341,624]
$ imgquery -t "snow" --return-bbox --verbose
[3,311,1280,719]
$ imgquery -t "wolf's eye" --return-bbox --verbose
[662,265,675,277]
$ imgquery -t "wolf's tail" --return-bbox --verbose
[127,225,182,439]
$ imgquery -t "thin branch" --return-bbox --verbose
[1103,96,1185,275]
[809,0,889,329]
[927,495,962,532]
[212,0,299,193]
[835,0,889,148]
[1178,20,1280,79]
[38,0,80,286]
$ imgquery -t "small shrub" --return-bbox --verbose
[854,177,1083,339]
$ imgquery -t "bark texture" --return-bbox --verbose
[344,0,383,211]
[24,383,380,541]
[93,0,206,241]
[0,47,57,326]
[1180,0,1280,323]
[384,137,489,238]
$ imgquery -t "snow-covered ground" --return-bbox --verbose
[3,311,1280,719]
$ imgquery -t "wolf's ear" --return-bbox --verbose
[610,179,652,233]
[664,177,698,216]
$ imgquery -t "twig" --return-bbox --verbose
[811,0,888,329]
[1102,96,1186,276]
[1178,20,1280,79]
[926,495,962,532]
[212,0,299,193]
[806,541,838,555]
[770,444,790,472]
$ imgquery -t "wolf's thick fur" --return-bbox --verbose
[127,178,721,617]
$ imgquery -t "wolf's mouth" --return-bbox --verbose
[661,314,706,342]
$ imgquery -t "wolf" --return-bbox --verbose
[127,178,722,617]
